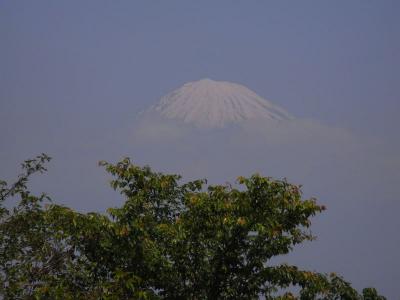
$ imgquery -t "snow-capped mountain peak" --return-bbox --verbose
[151,78,292,128]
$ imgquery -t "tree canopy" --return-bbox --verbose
[0,154,385,299]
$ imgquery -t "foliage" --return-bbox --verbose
[0,155,386,299]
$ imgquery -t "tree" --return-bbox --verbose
[0,155,386,299]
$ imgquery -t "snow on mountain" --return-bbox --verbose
[149,78,293,128]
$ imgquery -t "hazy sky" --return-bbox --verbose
[1,1,399,298]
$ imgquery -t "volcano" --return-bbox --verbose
[149,78,292,128]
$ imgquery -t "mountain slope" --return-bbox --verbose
[150,78,292,128]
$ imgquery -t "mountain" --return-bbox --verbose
[149,78,292,128]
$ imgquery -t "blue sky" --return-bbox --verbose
[1,1,399,297]
[1,1,399,136]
